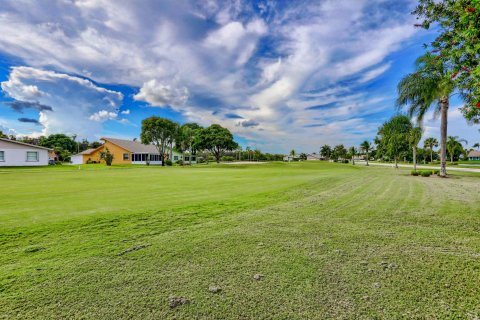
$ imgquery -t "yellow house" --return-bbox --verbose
[70,137,194,165]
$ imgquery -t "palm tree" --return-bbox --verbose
[320,145,331,160]
[408,127,423,172]
[473,142,480,150]
[397,53,455,177]
[423,137,438,163]
[349,146,357,165]
[360,140,372,166]
[447,136,467,163]
[246,146,251,161]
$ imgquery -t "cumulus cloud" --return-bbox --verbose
[1,66,123,138]
[120,109,130,115]
[134,80,189,109]
[89,110,118,122]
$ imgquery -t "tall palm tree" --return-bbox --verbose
[360,140,372,166]
[349,146,357,165]
[397,53,455,177]
[246,146,251,161]
[320,145,331,160]
[423,137,438,163]
[473,142,480,150]
[447,136,467,163]
[408,127,423,172]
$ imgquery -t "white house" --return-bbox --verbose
[468,150,480,161]
[0,138,53,166]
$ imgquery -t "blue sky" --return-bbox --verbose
[0,0,478,153]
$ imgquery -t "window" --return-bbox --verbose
[192,156,196,161]
[185,156,190,161]
[26,151,39,162]
[0,151,4,161]
[123,153,129,160]
[174,156,178,161]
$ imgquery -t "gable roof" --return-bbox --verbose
[101,137,159,153]
[468,150,480,157]
[77,148,97,155]
[0,138,53,151]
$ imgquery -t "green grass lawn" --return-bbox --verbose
[1,162,479,319]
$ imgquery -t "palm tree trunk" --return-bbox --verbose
[413,147,417,172]
[439,96,448,177]
[366,152,369,166]
[430,148,433,163]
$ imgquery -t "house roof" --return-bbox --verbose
[101,137,160,154]
[0,138,53,151]
[76,148,97,155]
[468,150,480,157]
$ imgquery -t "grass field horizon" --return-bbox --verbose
[1,162,479,319]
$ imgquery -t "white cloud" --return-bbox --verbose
[120,109,130,115]
[89,110,118,122]
[358,63,392,84]
[133,80,189,109]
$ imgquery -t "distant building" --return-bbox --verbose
[70,137,196,165]
[467,150,480,161]
[283,155,300,162]
[306,153,323,160]
[0,138,53,166]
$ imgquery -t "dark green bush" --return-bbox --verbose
[420,170,431,177]
[176,160,184,166]
[221,155,235,162]
[411,171,419,176]
[165,160,173,166]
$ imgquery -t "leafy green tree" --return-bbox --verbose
[447,136,467,162]
[397,53,455,177]
[196,124,238,163]
[360,141,372,166]
[409,127,423,172]
[413,0,480,123]
[348,146,357,165]
[140,117,178,166]
[39,134,77,153]
[89,141,102,149]
[100,147,114,166]
[0,130,8,138]
[376,115,413,168]
[423,137,439,163]
[320,145,332,160]
[299,153,307,161]
[290,149,296,157]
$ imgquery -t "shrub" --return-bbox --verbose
[420,170,431,177]
[411,170,419,176]
[221,155,235,162]
[433,169,440,175]
[176,159,184,166]
[165,159,173,166]
[342,159,349,163]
